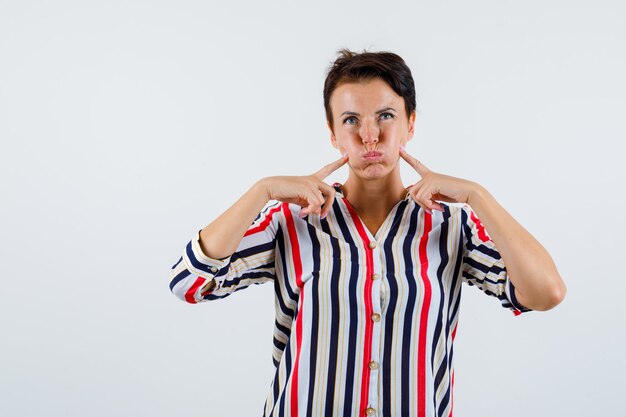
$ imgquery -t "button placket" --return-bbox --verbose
[366,241,382,414]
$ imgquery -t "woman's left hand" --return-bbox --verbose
[399,145,481,214]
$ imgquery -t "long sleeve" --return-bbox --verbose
[459,203,533,316]
[168,200,283,304]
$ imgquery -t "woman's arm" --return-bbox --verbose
[169,193,281,304]
[199,153,348,260]
[465,185,566,311]
[198,180,271,260]
[399,145,566,311]
[169,154,349,303]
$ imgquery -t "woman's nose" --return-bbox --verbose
[360,120,379,143]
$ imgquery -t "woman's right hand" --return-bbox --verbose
[258,153,349,219]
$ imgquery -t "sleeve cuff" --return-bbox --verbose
[505,276,533,315]
[182,229,231,280]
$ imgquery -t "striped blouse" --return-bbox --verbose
[168,182,532,417]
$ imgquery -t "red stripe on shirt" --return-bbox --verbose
[283,203,304,417]
[469,210,490,243]
[449,369,455,417]
[417,211,433,416]
[342,197,375,416]
[244,205,282,237]
[184,277,205,303]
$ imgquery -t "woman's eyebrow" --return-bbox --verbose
[340,107,397,117]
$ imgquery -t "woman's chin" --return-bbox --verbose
[355,162,391,179]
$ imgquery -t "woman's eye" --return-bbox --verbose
[343,114,393,125]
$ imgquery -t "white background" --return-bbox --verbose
[1,1,625,416]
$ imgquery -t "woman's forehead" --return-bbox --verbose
[330,78,403,113]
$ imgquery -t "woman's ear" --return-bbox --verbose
[328,120,339,149]
[407,111,416,142]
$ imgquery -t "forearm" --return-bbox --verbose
[199,179,270,260]
[467,184,566,311]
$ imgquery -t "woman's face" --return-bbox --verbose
[328,77,416,180]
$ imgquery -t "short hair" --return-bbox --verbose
[323,48,417,131]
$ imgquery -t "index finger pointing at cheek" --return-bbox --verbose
[313,152,350,180]
[399,145,430,177]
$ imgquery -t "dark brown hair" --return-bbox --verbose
[323,48,417,131]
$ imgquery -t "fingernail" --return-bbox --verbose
[299,212,307,218]
[342,151,348,158]
[424,207,432,215]
[399,145,405,152]
[321,212,327,219]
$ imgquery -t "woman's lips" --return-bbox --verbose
[363,151,384,161]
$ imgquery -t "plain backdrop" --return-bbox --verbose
[1,1,625,416]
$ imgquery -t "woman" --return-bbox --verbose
[169,49,566,417]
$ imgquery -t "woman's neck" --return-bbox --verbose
[341,174,408,220]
